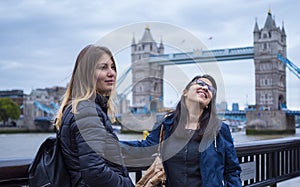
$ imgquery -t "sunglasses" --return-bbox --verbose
[193,79,216,95]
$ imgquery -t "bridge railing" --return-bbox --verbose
[0,137,299,187]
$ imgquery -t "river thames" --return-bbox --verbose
[0,129,299,186]
[1,129,299,159]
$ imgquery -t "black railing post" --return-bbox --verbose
[135,171,142,183]
[270,151,278,187]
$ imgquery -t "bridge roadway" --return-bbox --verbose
[148,46,254,65]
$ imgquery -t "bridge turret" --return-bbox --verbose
[281,22,287,54]
[131,33,136,51]
[253,18,260,42]
[131,33,137,61]
[158,38,164,54]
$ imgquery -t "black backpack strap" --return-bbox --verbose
[55,104,81,186]
[56,105,72,137]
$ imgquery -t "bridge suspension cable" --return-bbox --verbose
[118,84,133,102]
[277,54,300,80]
[33,101,56,115]
[116,66,131,89]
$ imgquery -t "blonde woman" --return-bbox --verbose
[55,45,134,187]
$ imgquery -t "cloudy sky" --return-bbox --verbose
[0,0,299,110]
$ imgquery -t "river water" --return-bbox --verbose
[0,132,144,159]
[1,129,299,159]
[0,129,299,186]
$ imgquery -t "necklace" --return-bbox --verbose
[185,122,199,130]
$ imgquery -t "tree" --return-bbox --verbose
[0,98,20,126]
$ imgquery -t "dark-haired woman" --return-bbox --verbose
[122,74,242,187]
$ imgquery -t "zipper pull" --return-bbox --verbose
[214,135,217,151]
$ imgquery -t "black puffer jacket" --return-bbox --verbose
[60,95,134,187]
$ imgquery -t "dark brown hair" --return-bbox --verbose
[171,74,220,140]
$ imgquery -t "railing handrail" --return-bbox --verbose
[235,137,300,155]
[1,137,300,186]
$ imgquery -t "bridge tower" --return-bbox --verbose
[247,10,295,134]
[253,10,287,110]
[131,26,164,112]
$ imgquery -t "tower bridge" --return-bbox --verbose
[29,11,300,133]
[118,11,300,133]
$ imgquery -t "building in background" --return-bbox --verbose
[0,89,24,106]
[21,86,66,131]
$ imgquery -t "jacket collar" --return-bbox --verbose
[95,94,109,114]
[162,112,174,126]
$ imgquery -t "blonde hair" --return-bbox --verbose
[55,45,118,130]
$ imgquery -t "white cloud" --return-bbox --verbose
[0,60,24,70]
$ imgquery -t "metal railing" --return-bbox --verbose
[236,137,300,187]
[0,137,299,187]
